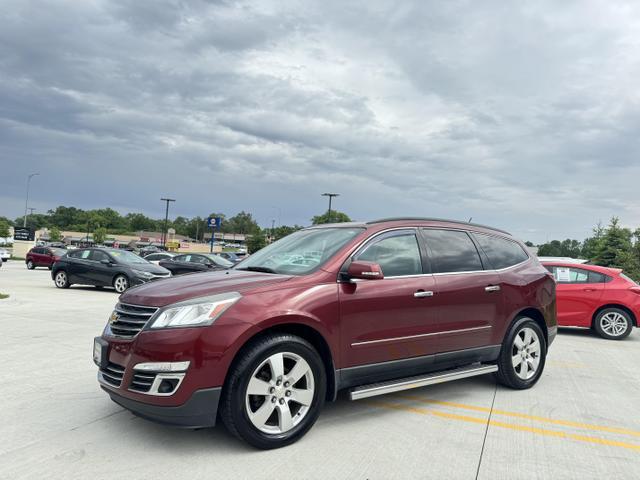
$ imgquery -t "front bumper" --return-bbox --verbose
[104,386,221,428]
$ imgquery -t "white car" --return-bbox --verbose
[0,248,10,262]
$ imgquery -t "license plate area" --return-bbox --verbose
[93,337,109,367]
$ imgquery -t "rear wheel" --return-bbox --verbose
[220,334,326,449]
[54,270,70,289]
[594,308,633,340]
[113,275,129,293]
[27,260,35,270]
[496,317,546,389]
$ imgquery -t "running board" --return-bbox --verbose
[349,363,498,401]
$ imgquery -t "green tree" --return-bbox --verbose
[271,225,303,241]
[537,239,582,258]
[0,219,10,239]
[93,227,107,245]
[524,241,534,247]
[246,232,267,253]
[49,226,62,242]
[581,222,605,259]
[311,210,351,224]
[593,217,640,279]
[224,211,260,235]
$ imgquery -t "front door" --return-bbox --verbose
[339,229,440,368]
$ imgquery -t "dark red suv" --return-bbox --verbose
[94,218,556,449]
[26,246,67,270]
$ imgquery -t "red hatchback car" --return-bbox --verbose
[94,218,556,449]
[25,246,67,270]
[542,261,639,340]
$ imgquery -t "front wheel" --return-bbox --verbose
[496,317,546,389]
[220,334,326,449]
[54,271,70,289]
[594,308,633,340]
[113,275,129,293]
[27,260,35,270]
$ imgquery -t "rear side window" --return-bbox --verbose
[550,266,605,284]
[473,233,529,269]
[174,255,188,262]
[422,229,483,273]
[355,232,422,277]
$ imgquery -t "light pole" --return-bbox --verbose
[24,173,39,227]
[160,198,176,247]
[321,193,339,223]
[271,219,275,243]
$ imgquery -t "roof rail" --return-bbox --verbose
[365,217,511,236]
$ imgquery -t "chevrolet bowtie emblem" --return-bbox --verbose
[110,311,119,324]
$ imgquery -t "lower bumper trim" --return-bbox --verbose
[104,386,221,428]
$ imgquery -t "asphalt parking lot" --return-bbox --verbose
[1,261,639,479]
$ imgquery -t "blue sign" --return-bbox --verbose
[208,217,222,228]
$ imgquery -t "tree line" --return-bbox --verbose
[536,217,640,281]
[0,206,352,252]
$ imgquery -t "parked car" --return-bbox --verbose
[0,248,10,262]
[541,261,639,339]
[217,252,243,264]
[159,253,233,275]
[26,246,67,270]
[144,252,177,265]
[52,248,171,293]
[93,218,556,449]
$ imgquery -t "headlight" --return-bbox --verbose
[132,269,154,277]
[149,292,241,329]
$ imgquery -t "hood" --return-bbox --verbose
[120,269,293,307]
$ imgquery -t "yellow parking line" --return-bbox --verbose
[369,401,640,453]
[400,396,640,438]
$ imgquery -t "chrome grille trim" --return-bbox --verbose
[107,302,159,339]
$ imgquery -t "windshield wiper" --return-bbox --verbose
[236,266,278,274]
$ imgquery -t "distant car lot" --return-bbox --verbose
[0,261,639,479]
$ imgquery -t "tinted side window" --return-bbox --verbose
[189,255,208,264]
[174,255,187,262]
[355,233,422,277]
[91,250,110,262]
[473,233,529,269]
[422,229,483,273]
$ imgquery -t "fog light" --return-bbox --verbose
[158,378,179,394]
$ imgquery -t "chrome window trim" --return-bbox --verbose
[351,325,492,347]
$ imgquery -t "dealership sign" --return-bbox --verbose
[14,227,34,241]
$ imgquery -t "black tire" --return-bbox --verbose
[496,317,547,389]
[27,260,35,270]
[593,308,633,340]
[113,274,129,293]
[54,270,70,289]
[220,334,326,450]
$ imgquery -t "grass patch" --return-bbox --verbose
[0,293,9,300]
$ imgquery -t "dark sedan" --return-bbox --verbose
[159,253,233,275]
[52,248,171,293]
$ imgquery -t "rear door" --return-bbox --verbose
[548,265,606,326]
[32,247,45,266]
[339,229,439,367]
[421,228,503,353]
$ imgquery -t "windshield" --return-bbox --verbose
[236,227,364,275]
[204,254,234,268]
[109,250,149,264]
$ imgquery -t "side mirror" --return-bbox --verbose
[100,258,111,265]
[347,260,384,280]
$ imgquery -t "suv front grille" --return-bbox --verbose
[100,362,125,387]
[108,303,159,338]
[129,372,157,392]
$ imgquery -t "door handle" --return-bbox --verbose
[414,290,434,298]
[485,285,501,292]
[583,288,596,292]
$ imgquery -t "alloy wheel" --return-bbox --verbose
[245,352,315,434]
[55,272,67,287]
[511,327,541,380]
[600,312,628,337]
[114,276,128,293]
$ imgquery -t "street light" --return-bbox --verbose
[24,173,40,227]
[160,198,176,247]
[321,193,339,223]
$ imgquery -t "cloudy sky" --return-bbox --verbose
[1,0,640,242]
